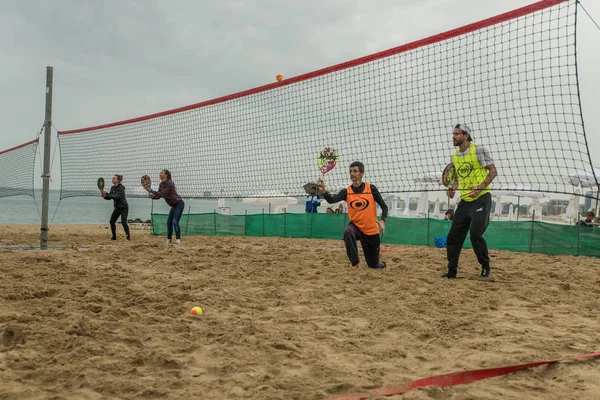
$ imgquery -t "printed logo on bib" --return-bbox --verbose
[457,162,473,179]
[350,199,370,211]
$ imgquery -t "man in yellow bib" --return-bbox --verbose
[443,124,497,279]
[317,161,388,269]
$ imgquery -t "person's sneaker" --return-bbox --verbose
[111,237,116,241]
[441,270,457,279]
[126,236,131,241]
[479,265,490,279]
[352,264,359,269]
[166,239,172,244]
[176,239,181,244]
[370,262,386,269]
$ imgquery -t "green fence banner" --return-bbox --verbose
[151,212,600,257]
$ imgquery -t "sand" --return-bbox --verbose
[1,224,599,400]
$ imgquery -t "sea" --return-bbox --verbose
[0,190,310,224]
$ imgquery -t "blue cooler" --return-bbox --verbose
[434,236,447,248]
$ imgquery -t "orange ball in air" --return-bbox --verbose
[276,74,283,82]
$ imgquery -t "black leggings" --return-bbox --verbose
[110,208,130,238]
[343,223,381,268]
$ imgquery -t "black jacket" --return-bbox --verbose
[104,184,128,209]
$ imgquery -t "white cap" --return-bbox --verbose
[459,124,472,141]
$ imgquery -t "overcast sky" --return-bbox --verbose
[1,0,599,192]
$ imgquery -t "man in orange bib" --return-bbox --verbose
[317,161,388,269]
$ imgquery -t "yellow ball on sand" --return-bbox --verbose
[190,306,202,316]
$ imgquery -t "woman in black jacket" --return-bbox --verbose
[146,169,184,244]
[101,174,130,240]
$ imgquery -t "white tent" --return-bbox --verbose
[403,192,410,217]
[564,168,599,217]
[414,171,444,218]
[565,189,581,222]
[433,199,440,219]
[216,194,229,214]
[390,196,398,217]
[493,195,502,219]
[529,198,543,221]
[415,192,429,217]
[508,204,515,221]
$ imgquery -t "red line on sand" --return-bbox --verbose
[332,351,600,400]
[58,0,567,135]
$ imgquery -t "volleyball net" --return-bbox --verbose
[0,138,39,198]
[58,0,595,200]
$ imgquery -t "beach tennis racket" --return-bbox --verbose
[316,147,338,195]
[141,175,152,191]
[441,163,457,188]
[97,177,105,190]
[318,147,338,175]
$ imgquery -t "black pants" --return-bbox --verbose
[343,223,380,268]
[110,207,130,239]
[447,193,491,272]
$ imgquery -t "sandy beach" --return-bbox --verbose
[1,224,599,399]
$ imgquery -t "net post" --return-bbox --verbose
[283,208,287,238]
[184,205,191,235]
[262,209,265,236]
[426,207,430,246]
[576,212,581,257]
[40,66,53,249]
[310,211,313,238]
[213,210,217,236]
[595,189,599,219]
[244,210,247,236]
[529,210,535,253]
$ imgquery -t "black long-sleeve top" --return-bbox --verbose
[103,184,128,209]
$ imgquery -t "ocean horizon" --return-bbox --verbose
[0,189,312,225]
[1,190,572,226]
